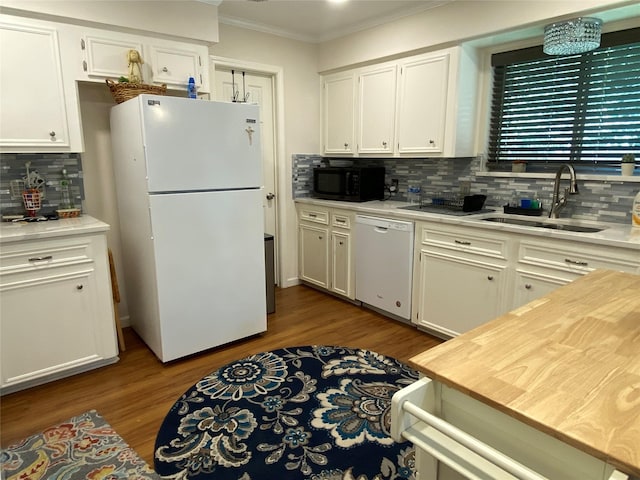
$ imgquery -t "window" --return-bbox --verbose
[488,28,640,173]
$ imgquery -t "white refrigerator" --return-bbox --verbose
[110,95,266,362]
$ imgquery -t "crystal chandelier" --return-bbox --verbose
[543,17,603,55]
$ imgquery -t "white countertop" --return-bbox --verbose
[296,198,640,250]
[0,215,110,243]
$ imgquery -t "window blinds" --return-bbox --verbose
[488,30,640,170]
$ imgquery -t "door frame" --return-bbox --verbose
[210,55,286,287]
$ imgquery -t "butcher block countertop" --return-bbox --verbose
[409,269,640,477]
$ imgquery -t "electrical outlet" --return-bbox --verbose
[390,179,399,194]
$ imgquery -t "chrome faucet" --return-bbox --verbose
[549,164,579,218]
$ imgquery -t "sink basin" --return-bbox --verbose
[482,217,604,233]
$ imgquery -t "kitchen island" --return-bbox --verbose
[392,269,640,479]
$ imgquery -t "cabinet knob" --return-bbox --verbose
[525,284,532,289]
[429,139,435,145]
[487,275,494,281]
[318,236,323,240]
[76,284,84,290]
[49,131,56,138]
[266,192,275,200]
[162,67,168,72]
[344,143,349,149]
[339,241,344,245]
[382,141,388,148]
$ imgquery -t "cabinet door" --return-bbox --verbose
[82,34,145,80]
[331,230,352,298]
[414,252,506,337]
[358,65,396,154]
[148,44,206,90]
[0,22,69,149]
[323,73,355,155]
[0,270,101,389]
[299,224,329,288]
[396,54,449,154]
[512,270,574,310]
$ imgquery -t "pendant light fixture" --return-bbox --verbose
[543,17,603,55]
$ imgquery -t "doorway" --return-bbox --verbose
[211,60,280,286]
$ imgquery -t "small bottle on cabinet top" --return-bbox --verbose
[187,77,197,99]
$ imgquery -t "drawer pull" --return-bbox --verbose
[487,275,494,281]
[309,213,317,218]
[76,284,83,290]
[28,255,53,262]
[454,240,471,246]
[525,284,532,290]
[565,258,588,267]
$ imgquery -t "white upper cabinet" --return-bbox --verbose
[322,72,356,155]
[82,34,145,80]
[358,64,396,154]
[0,16,83,152]
[396,53,449,154]
[79,29,210,93]
[147,43,208,90]
[321,45,479,158]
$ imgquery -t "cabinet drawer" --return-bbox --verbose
[299,208,329,225]
[518,240,640,274]
[0,237,94,274]
[419,225,507,260]
[331,211,352,230]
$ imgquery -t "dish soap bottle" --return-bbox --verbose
[187,77,197,99]
[633,191,640,228]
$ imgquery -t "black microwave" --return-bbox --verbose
[312,166,385,202]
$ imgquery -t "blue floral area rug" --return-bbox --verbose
[1,409,159,479]
[154,346,419,480]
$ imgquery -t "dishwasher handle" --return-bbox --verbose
[374,226,389,234]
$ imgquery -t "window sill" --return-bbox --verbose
[476,171,640,182]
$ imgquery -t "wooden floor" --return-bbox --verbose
[0,285,442,465]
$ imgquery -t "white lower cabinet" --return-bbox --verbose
[0,230,118,394]
[416,252,506,337]
[299,222,330,289]
[298,206,355,299]
[412,220,640,337]
[512,237,640,310]
[412,222,509,337]
[512,269,573,308]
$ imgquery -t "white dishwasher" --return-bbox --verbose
[355,215,414,321]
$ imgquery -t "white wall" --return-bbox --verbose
[210,23,320,288]
[318,0,638,72]
[0,0,218,43]
[77,82,130,320]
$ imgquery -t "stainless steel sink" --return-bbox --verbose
[482,217,604,233]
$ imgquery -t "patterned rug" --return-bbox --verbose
[154,345,419,479]
[1,410,159,480]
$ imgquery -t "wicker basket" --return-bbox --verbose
[106,79,167,104]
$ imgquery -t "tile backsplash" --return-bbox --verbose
[292,155,638,224]
[0,153,85,216]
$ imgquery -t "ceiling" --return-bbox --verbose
[215,0,453,43]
